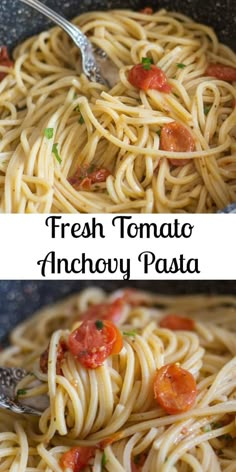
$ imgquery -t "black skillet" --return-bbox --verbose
[0,280,236,344]
[0,0,235,51]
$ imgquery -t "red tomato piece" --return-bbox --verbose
[131,461,140,472]
[60,446,96,472]
[0,46,14,81]
[159,314,195,331]
[82,299,124,324]
[205,63,236,82]
[160,121,194,166]
[40,340,68,375]
[128,64,171,93]
[160,121,195,153]
[68,320,123,369]
[69,166,110,191]
[153,363,197,414]
[140,7,153,14]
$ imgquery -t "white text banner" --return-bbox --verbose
[0,214,235,280]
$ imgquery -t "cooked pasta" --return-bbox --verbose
[0,287,236,471]
[0,9,236,213]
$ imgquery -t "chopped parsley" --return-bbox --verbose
[52,143,62,164]
[74,104,85,124]
[202,425,211,432]
[173,92,179,98]
[123,330,137,337]
[141,57,153,70]
[156,129,162,137]
[211,422,223,429]
[176,63,186,69]
[222,434,232,442]
[204,104,211,115]
[78,114,85,124]
[95,320,104,330]
[88,163,96,174]
[101,452,107,467]
[17,389,27,396]
[44,128,54,139]
[134,455,141,464]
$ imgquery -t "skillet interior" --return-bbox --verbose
[0,280,235,344]
[0,0,235,51]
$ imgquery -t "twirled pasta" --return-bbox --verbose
[0,9,235,213]
[0,287,236,471]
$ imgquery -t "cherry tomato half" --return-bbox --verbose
[159,314,195,331]
[128,63,171,93]
[160,121,195,153]
[60,446,96,472]
[82,299,124,324]
[139,7,153,14]
[205,63,236,82]
[69,167,110,191]
[40,340,68,375]
[160,121,195,166]
[68,320,123,369]
[153,363,197,414]
[0,46,14,81]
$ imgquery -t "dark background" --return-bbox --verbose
[0,280,235,344]
[0,0,235,50]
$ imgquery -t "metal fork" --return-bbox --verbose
[0,367,48,416]
[18,0,118,87]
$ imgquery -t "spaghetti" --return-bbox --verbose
[0,287,236,471]
[0,9,235,213]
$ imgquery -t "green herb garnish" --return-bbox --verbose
[78,114,85,124]
[95,320,104,330]
[17,389,27,396]
[156,129,161,137]
[88,163,96,173]
[173,92,179,98]
[44,128,54,139]
[123,330,137,337]
[52,143,62,164]
[134,455,141,464]
[176,63,186,69]
[222,434,232,442]
[101,452,107,467]
[211,422,223,429]
[202,425,211,432]
[142,57,153,70]
[204,104,211,115]
[74,104,85,124]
